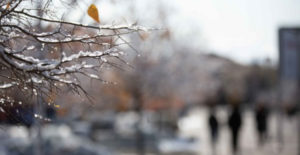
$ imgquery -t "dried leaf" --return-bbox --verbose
[5,2,10,10]
[138,31,149,41]
[87,4,100,23]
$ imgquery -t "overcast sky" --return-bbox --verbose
[167,0,300,64]
[69,0,300,64]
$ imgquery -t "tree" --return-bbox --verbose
[0,0,149,104]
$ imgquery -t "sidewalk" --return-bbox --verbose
[179,107,299,155]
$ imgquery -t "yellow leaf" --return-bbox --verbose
[54,104,60,108]
[87,4,100,23]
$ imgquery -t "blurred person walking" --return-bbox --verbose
[255,103,269,146]
[208,107,219,155]
[228,103,242,155]
[208,105,219,155]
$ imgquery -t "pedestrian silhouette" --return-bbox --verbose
[208,106,219,155]
[228,104,242,154]
[255,103,268,145]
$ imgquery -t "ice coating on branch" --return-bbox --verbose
[62,51,103,62]
[37,37,72,43]
[13,54,45,64]
[0,77,44,90]
[34,31,57,37]
[27,46,35,50]
[0,82,17,89]
[62,48,117,62]
[99,24,152,32]
[88,74,99,79]
[0,50,60,71]
[109,53,119,57]
[33,89,37,96]
[101,57,107,62]
[31,77,43,84]
[82,64,95,68]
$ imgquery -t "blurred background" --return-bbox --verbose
[0,0,300,155]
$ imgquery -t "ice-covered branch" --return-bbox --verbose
[0,0,148,103]
[13,10,154,32]
[0,82,18,89]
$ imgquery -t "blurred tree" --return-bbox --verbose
[245,62,277,104]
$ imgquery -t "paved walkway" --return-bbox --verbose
[179,107,299,155]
